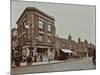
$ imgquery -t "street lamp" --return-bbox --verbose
[25,25,29,29]
[13,48,15,50]
[24,22,33,65]
[24,24,29,29]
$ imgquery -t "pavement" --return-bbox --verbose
[32,60,63,66]
[12,58,77,67]
[11,57,96,75]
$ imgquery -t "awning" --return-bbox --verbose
[60,49,73,53]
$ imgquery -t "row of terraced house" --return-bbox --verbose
[11,7,95,66]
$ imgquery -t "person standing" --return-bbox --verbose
[92,50,96,65]
[27,56,32,66]
[40,55,43,62]
[34,55,37,62]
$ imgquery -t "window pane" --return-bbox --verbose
[48,36,51,43]
[48,39,51,43]
[38,35,44,42]
[48,24,51,32]
[39,20,44,29]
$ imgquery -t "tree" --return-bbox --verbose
[84,40,88,45]
[68,34,72,40]
[78,37,81,43]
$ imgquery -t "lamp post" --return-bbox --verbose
[24,23,32,65]
[25,23,32,50]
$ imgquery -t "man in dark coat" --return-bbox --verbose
[27,56,32,66]
[92,50,96,65]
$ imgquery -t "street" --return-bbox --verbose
[11,57,96,74]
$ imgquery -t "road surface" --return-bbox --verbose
[11,57,96,74]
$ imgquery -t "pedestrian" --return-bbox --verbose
[15,57,20,66]
[27,56,32,66]
[92,50,96,65]
[34,55,37,62]
[40,55,43,62]
[48,57,50,62]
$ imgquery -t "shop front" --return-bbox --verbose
[59,49,73,60]
[21,45,55,65]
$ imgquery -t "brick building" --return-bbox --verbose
[12,7,95,65]
[16,7,56,62]
[11,28,19,65]
[76,38,88,58]
[87,42,95,57]
[55,35,93,60]
[55,35,76,60]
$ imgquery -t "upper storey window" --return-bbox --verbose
[47,36,52,43]
[38,34,44,42]
[38,20,44,30]
[48,24,52,32]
